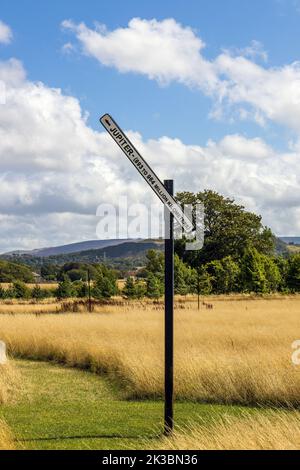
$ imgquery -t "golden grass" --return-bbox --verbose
[0,301,58,315]
[0,283,58,290]
[0,362,20,449]
[0,419,15,450]
[157,411,300,450]
[0,362,21,404]
[0,297,300,405]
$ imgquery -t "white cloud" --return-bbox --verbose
[62,18,218,91]
[1,56,300,251]
[61,42,75,54]
[62,17,300,133]
[0,20,13,45]
[225,40,268,63]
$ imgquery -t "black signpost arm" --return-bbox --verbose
[164,179,174,435]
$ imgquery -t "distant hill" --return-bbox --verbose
[3,239,137,257]
[275,237,289,255]
[1,240,164,268]
[42,240,164,264]
[279,237,300,245]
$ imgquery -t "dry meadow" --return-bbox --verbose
[157,410,300,450]
[0,363,20,449]
[0,296,300,405]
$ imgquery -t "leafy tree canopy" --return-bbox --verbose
[175,190,275,266]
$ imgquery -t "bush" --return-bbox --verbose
[12,281,31,299]
[56,276,75,299]
[122,277,146,299]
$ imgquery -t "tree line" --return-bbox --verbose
[1,190,300,300]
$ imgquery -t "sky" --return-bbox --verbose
[1,0,300,251]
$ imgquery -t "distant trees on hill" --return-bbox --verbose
[2,251,300,300]
[3,190,300,299]
[0,260,34,283]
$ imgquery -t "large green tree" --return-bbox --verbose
[175,190,275,266]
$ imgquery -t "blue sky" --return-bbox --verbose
[2,0,300,143]
[1,0,300,250]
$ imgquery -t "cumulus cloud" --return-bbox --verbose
[0,20,13,45]
[62,17,300,133]
[1,55,300,251]
[61,18,218,91]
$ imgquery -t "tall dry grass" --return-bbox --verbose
[0,363,20,404]
[157,411,300,450]
[0,298,300,405]
[0,283,58,290]
[0,362,20,450]
[0,419,15,450]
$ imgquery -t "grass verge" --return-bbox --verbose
[1,359,264,450]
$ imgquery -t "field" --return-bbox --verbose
[0,296,300,449]
[0,363,20,449]
[0,283,58,290]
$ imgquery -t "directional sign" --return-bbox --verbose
[100,114,194,234]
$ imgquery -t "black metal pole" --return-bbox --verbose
[164,179,174,435]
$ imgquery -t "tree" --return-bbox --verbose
[0,286,6,299]
[274,257,289,292]
[174,254,197,295]
[41,264,59,281]
[57,263,98,282]
[134,281,146,299]
[206,256,240,294]
[146,273,164,299]
[0,260,34,283]
[240,247,268,293]
[122,277,146,299]
[92,265,117,299]
[65,269,87,282]
[12,281,31,299]
[31,284,47,300]
[145,250,164,278]
[175,190,275,266]
[196,267,212,295]
[286,254,300,292]
[122,277,136,299]
[262,255,282,292]
[56,276,74,299]
[174,254,188,295]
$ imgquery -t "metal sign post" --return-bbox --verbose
[164,179,174,435]
[100,114,193,435]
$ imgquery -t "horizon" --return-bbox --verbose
[2,234,300,256]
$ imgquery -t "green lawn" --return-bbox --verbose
[1,360,262,450]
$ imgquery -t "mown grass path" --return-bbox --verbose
[1,360,261,450]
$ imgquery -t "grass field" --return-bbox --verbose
[1,359,299,450]
[0,359,269,450]
[0,297,299,404]
[0,283,58,290]
[157,410,300,450]
[0,363,20,449]
[1,296,300,449]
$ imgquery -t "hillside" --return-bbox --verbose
[3,239,136,257]
[1,240,164,268]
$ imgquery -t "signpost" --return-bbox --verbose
[100,114,194,434]
[100,114,193,235]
